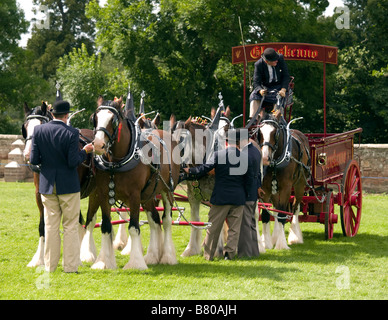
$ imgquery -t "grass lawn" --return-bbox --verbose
[0,181,387,300]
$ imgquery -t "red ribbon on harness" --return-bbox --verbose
[117,122,122,143]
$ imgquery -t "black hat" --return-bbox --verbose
[52,100,70,115]
[263,48,279,62]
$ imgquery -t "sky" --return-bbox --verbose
[16,0,345,48]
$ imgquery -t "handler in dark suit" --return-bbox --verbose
[238,137,264,257]
[249,48,290,120]
[183,129,250,261]
[30,100,93,273]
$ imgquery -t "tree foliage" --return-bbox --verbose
[325,0,388,142]
[1,0,387,142]
[87,0,333,124]
[27,0,96,79]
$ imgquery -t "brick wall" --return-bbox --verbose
[0,135,21,178]
[354,144,388,194]
[0,135,33,182]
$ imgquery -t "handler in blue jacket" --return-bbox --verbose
[30,100,93,273]
[183,129,251,261]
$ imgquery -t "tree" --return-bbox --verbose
[57,44,105,128]
[0,0,31,133]
[27,0,96,80]
[87,0,333,124]
[324,0,388,142]
[0,0,28,63]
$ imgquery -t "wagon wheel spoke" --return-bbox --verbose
[340,160,362,238]
[346,206,356,235]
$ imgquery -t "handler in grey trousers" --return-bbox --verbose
[183,129,251,261]
[30,100,93,273]
[238,137,264,257]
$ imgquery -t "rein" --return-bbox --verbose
[23,114,52,141]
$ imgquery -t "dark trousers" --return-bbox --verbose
[203,204,243,261]
[238,201,260,257]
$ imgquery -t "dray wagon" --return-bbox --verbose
[232,42,363,240]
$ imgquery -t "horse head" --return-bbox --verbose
[92,97,129,158]
[258,110,284,166]
[22,101,52,161]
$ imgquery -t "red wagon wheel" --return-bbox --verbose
[324,191,335,240]
[340,160,362,237]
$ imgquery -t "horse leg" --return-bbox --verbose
[27,176,45,267]
[288,205,303,245]
[273,216,290,250]
[78,211,86,243]
[254,204,266,254]
[123,196,147,270]
[261,208,273,249]
[91,203,117,269]
[80,192,99,263]
[288,182,305,245]
[160,192,177,265]
[181,198,202,257]
[144,203,163,265]
[273,197,291,250]
[113,210,129,251]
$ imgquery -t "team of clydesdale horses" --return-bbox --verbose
[22,91,311,270]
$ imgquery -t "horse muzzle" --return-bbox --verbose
[92,137,107,155]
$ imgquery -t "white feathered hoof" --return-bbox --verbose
[180,229,202,257]
[27,237,45,267]
[113,215,129,250]
[160,252,178,265]
[113,231,128,251]
[80,229,97,263]
[123,227,148,270]
[261,223,273,249]
[288,214,303,245]
[91,233,117,269]
[274,223,290,250]
[121,239,131,255]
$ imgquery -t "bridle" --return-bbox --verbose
[258,119,282,156]
[22,112,52,141]
[93,105,122,154]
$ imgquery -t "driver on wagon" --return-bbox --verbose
[249,47,290,122]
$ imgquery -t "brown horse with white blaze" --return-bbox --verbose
[256,110,310,250]
[82,98,180,270]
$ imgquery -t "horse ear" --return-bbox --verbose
[170,114,176,131]
[274,109,282,121]
[210,107,216,119]
[152,113,160,128]
[24,102,30,115]
[138,117,145,128]
[184,116,192,128]
[41,101,48,114]
[224,106,231,118]
[97,95,104,107]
